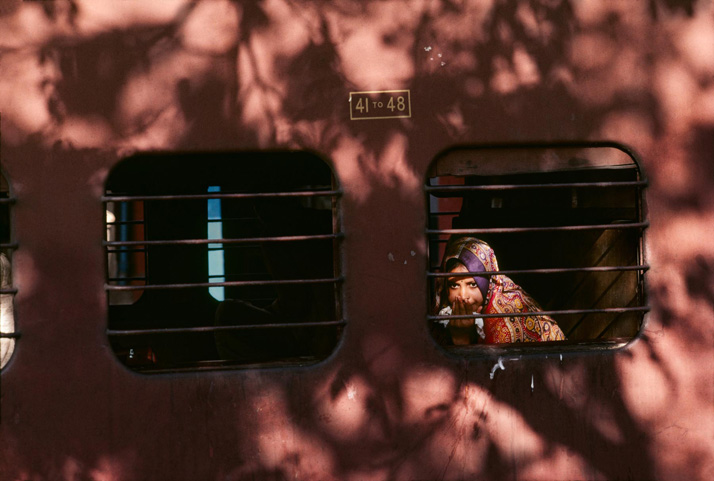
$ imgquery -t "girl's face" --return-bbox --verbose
[447,263,484,312]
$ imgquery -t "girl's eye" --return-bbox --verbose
[469,282,477,288]
[448,283,457,289]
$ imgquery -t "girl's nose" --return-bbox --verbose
[460,286,469,301]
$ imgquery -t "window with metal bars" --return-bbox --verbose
[427,143,648,351]
[1,171,17,370]
[104,152,344,372]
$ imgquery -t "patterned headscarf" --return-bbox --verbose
[435,236,566,343]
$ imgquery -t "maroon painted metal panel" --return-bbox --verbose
[1,1,713,480]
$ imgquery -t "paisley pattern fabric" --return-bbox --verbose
[436,236,566,343]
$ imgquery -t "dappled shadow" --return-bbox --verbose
[479,356,656,480]
[685,255,714,309]
[409,0,586,142]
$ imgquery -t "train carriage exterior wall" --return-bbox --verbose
[1,1,713,480]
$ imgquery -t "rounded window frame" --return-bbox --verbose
[425,141,649,356]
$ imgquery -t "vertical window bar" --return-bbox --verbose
[117,201,130,285]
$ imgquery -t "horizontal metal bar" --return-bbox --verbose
[0,198,16,205]
[427,221,648,235]
[106,276,343,291]
[107,320,347,336]
[106,220,145,226]
[426,180,647,193]
[0,288,17,294]
[208,217,261,222]
[206,245,263,252]
[107,277,147,282]
[0,243,18,249]
[207,273,269,279]
[428,265,649,277]
[446,338,631,353]
[0,331,20,339]
[429,306,649,320]
[104,233,343,247]
[136,357,325,374]
[103,190,342,202]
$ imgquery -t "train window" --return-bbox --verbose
[104,152,344,373]
[1,171,17,370]
[427,143,648,352]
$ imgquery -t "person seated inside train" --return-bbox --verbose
[433,236,566,345]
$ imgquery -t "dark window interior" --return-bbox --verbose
[427,144,648,349]
[105,152,343,372]
[1,172,17,369]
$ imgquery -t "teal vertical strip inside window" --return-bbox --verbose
[207,186,225,301]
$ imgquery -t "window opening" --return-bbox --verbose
[427,143,648,351]
[103,152,344,373]
[0,171,18,370]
